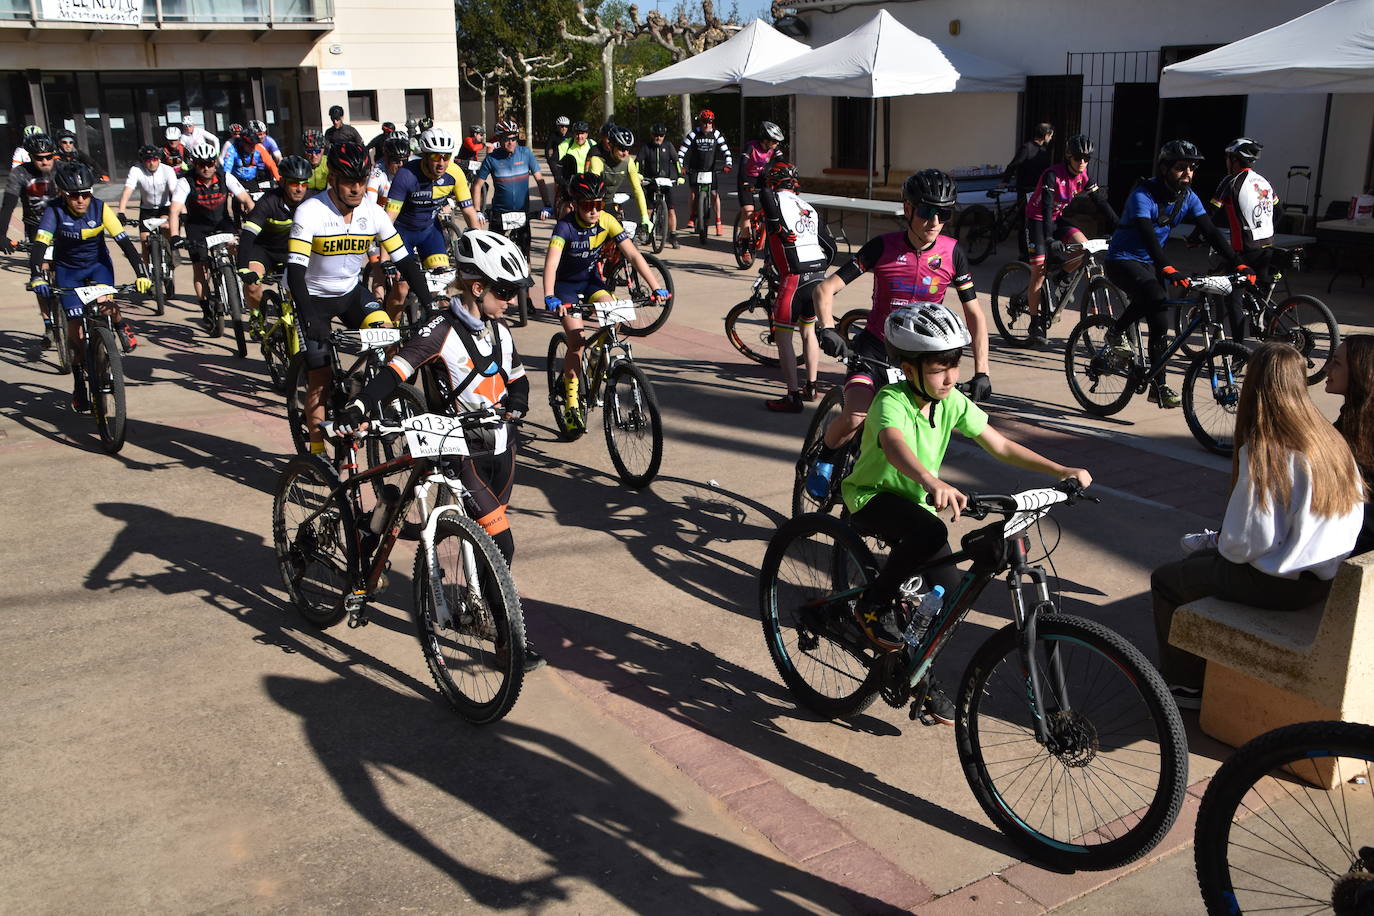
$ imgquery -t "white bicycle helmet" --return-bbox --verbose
[885,304,971,361]
[455,229,533,288]
[187,141,219,162]
[417,127,456,155]
[761,120,784,142]
[248,118,267,133]
[164,126,181,142]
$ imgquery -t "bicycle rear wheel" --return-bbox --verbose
[273,454,353,628]
[603,361,663,488]
[1195,720,1374,916]
[412,513,526,724]
[90,326,127,453]
[1064,314,1137,417]
[724,298,794,368]
[956,204,997,265]
[1262,293,1340,385]
[1183,339,1251,457]
[546,332,587,441]
[957,613,1188,872]
[652,194,667,254]
[49,298,72,375]
[758,512,881,719]
[618,252,674,337]
[792,386,848,517]
[991,260,1037,347]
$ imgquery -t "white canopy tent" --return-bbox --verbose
[634,18,810,96]
[738,10,1023,199]
[1159,0,1374,219]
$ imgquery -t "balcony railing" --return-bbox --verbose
[0,0,333,25]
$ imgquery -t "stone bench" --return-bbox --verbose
[1169,550,1374,788]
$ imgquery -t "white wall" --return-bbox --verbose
[1321,93,1374,211]
[1243,94,1328,215]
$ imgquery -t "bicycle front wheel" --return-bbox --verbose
[150,238,168,316]
[206,271,225,338]
[733,224,755,269]
[50,298,72,375]
[792,386,847,517]
[285,355,311,455]
[1195,720,1374,916]
[273,454,353,628]
[619,252,674,337]
[259,290,292,392]
[1183,339,1251,457]
[652,194,667,254]
[1173,297,1214,357]
[836,308,869,344]
[1263,294,1340,385]
[697,188,709,245]
[1081,276,1126,322]
[957,613,1188,872]
[991,260,1037,347]
[222,262,247,357]
[90,326,128,453]
[759,512,881,719]
[1064,314,1137,416]
[603,362,663,489]
[413,513,526,724]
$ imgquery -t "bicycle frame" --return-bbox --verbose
[575,307,636,411]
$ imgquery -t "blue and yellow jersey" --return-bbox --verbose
[35,197,127,271]
[548,210,629,285]
[385,159,470,233]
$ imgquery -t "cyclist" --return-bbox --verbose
[808,169,991,498]
[1208,137,1275,342]
[545,115,571,186]
[474,119,552,251]
[841,302,1091,723]
[734,121,785,241]
[9,124,44,168]
[250,119,282,162]
[586,123,649,232]
[335,230,536,588]
[638,123,682,248]
[382,126,483,318]
[1,133,60,344]
[324,105,364,148]
[222,129,280,192]
[302,130,329,191]
[364,136,412,299]
[1104,140,1243,409]
[677,109,733,235]
[29,163,153,408]
[759,161,834,413]
[178,116,218,156]
[457,124,486,183]
[161,127,188,174]
[542,172,669,429]
[115,144,179,268]
[54,129,105,178]
[1022,133,1118,345]
[167,141,254,329]
[287,141,435,454]
[364,121,398,163]
[237,154,312,328]
[555,120,593,213]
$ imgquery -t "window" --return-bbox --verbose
[405,89,432,122]
[831,97,872,171]
[347,90,377,123]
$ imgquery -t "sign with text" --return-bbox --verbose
[319,69,352,91]
[41,0,141,25]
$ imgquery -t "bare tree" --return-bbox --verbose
[499,51,583,134]
[560,0,641,123]
[638,0,741,135]
[463,62,507,131]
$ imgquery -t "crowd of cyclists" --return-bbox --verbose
[2,103,1368,721]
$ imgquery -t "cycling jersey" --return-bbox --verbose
[124,162,179,209]
[11,144,29,168]
[1026,163,1098,223]
[386,159,469,233]
[0,161,58,230]
[586,148,647,221]
[307,160,328,191]
[760,187,829,275]
[288,193,406,297]
[556,138,593,182]
[459,136,485,161]
[221,143,278,184]
[173,169,248,227]
[365,166,393,206]
[1107,178,1206,264]
[258,133,281,159]
[637,140,679,181]
[1210,168,1276,252]
[677,128,732,174]
[240,187,298,258]
[34,196,127,271]
[548,210,628,287]
[835,232,976,339]
[476,144,541,214]
[741,140,779,179]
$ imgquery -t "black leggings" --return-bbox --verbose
[459,443,517,565]
[849,491,963,609]
[1107,258,1172,382]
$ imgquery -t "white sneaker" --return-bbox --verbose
[1180,529,1219,553]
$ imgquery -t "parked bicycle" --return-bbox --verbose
[1064,272,1254,456]
[43,281,140,453]
[1194,719,1374,915]
[759,480,1188,871]
[953,188,1024,265]
[1173,245,1339,385]
[249,272,300,393]
[990,238,1124,346]
[641,176,675,254]
[723,265,805,368]
[273,405,530,724]
[546,298,664,489]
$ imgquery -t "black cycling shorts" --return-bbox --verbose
[299,284,388,371]
[240,238,289,278]
[737,172,759,207]
[137,204,170,225]
[184,220,236,265]
[843,329,893,390]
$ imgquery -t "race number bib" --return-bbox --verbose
[695,171,713,186]
[203,233,235,249]
[75,285,116,304]
[402,413,469,458]
[594,299,636,326]
[500,211,526,230]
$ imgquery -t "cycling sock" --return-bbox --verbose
[564,375,579,407]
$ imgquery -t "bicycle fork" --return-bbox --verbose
[1004,537,1070,747]
[418,475,477,631]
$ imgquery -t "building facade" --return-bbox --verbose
[0,0,461,176]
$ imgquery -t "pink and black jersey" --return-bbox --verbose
[1026,163,1093,223]
[836,232,975,340]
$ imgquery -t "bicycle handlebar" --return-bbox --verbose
[928,479,1098,521]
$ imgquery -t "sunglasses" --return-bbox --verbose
[426,152,452,160]
[1173,162,1199,173]
[487,280,524,300]
[65,190,93,199]
[1070,154,1092,162]
[34,154,55,161]
[914,204,953,222]
[578,198,605,208]
[305,148,323,155]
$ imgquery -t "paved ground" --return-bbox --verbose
[1,194,1367,914]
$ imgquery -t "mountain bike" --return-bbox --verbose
[273,406,529,724]
[123,214,174,316]
[191,232,247,358]
[486,207,533,327]
[599,227,675,337]
[1172,246,1339,385]
[759,481,1188,871]
[990,239,1124,346]
[285,326,413,458]
[1194,720,1374,915]
[723,265,805,369]
[1064,272,1254,456]
[733,207,766,269]
[953,188,1024,265]
[691,168,719,245]
[641,176,674,254]
[249,272,300,393]
[45,281,141,453]
[546,298,664,489]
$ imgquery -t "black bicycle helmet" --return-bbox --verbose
[326,142,372,180]
[1158,139,1203,168]
[55,129,76,143]
[650,123,668,137]
[567,171,606,201]
[240,129,260,147]
[382,135,411,162]
[1225,137,1263,164]
[1065,134,1094,159]
[54,161,96,193]
[279,155,312,181]
[571,120,590,133]
[902,168,958,207]
[417,116,435,132]
[606,124,634,150]
[764,160,799,190]
[138,144,161,161]
[24,134,56,155]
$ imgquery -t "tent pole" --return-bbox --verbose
[1312,93,1333,229]
[867,96,877,237]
